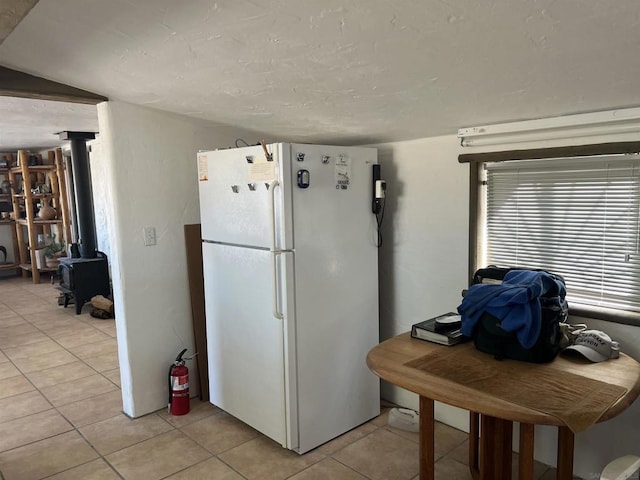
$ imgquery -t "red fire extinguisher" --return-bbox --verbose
[168,349,190,416]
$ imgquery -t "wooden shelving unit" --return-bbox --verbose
[8,149,72,284]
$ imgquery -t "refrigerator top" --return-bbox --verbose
[197,143,377,250]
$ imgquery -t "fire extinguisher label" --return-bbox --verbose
[172,375,188,391]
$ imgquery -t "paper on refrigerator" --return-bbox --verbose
[248,155,277,182]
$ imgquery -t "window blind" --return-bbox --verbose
[484,155,640,312]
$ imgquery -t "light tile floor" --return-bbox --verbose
[0,275,579,480]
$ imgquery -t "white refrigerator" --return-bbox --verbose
[197,143,380,453]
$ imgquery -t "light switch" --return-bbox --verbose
[143,226,156,246]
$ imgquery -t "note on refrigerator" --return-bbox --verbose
[249,157,276,182]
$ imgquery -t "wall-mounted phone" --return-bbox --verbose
[372,164,386,214]
[372,164,386,248]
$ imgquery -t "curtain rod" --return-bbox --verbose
[458,141,640,164]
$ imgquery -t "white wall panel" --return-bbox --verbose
[375,132,640,479]
[96,100,263,416]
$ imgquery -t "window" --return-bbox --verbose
[481,155,640,316]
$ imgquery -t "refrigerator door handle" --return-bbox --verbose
[269,180,284,320]
[272,251,284,320]
[268,180,280,251]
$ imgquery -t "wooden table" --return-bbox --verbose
[366,333,640,480]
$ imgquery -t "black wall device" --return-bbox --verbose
[372,164,385,214]
[372,165,380,213]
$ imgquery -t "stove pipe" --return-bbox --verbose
[59,131,97,259]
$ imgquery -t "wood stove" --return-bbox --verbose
[59,253,110,314]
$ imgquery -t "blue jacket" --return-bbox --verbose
[458,270,566,349]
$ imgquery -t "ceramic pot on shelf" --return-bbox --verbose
[45,254,64,268]
[37,202,57,220]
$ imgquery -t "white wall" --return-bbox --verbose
[374,130,640,479]
[87,139,112,262]
[372,135,471,430]
[0,156,16,269]
[96,100,263,417]
[0,219,14,266]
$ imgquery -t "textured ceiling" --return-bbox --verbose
[0,96,98,152]
[0,0,37,45]
[1,0,640,149]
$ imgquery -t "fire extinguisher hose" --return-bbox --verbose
[168,348,188,407]
[167,366,172,407]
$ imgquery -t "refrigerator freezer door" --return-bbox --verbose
[198,145,293,249]
[202,241,288,446]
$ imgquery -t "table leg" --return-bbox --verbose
[519,423,535,480]
[556,426,574,480]
[419,396,435,480]
[469,412,480,480]
[480,415,513,480]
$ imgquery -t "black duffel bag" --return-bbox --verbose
[459,266,568,363]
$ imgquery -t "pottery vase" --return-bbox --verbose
[45,255,62,268]
[38,202,57,220]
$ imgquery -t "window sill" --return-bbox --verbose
[569,304,640,327]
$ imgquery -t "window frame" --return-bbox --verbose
[459,141,640,327]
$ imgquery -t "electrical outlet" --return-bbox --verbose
[143,226,156,246]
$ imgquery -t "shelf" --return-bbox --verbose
[0,263,19,271]
[15,218,62,226]
[12,193,54,199]
[0,219,15,225]
[10,165,56,173]
[19,263,58,273]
